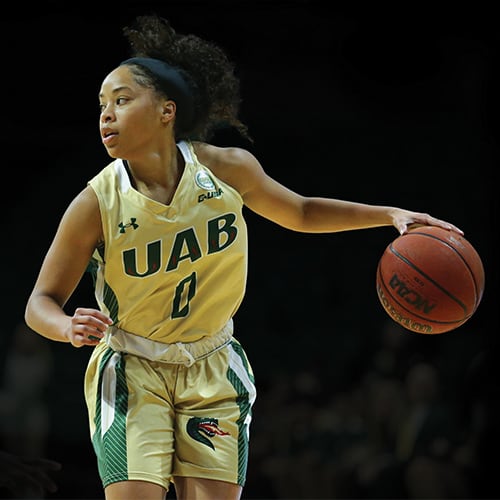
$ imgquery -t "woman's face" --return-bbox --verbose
[98,66,172,159]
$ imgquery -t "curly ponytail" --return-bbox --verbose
[122,14,251,142]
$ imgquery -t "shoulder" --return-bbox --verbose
[59,185,103,244]
[88,160,120,186]
[192,141,258,169]
[68,186,101,221]
[191,141,263,195]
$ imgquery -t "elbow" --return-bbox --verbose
[24,290,45,332]
[24,296,35,330]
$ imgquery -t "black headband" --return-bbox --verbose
[120,57,195,131]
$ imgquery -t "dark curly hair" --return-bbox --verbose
[122,14,251,142]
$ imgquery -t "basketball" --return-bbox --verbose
[376,226,485,334]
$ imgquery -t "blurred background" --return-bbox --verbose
[1,1,498,498]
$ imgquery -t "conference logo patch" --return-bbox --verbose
[195,170,223,202]
[187,417,230,450]
[195,170,216,190]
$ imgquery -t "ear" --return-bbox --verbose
[161,100,176,123]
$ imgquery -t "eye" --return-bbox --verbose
[98,96,129,113]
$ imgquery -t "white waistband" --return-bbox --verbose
[103,319,233,367]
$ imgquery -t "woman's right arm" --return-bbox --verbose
[25,186,112,348]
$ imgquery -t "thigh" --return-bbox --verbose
[105,480,166,500]
[84,344,176,491]
[174,477,242,500]
[173,340,256,487]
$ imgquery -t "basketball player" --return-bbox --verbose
[24,14,463,500]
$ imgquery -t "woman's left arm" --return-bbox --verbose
[210,146,463,236]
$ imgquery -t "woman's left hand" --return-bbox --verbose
[390,209,464,236]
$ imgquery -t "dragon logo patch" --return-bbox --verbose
[187,417,230,450]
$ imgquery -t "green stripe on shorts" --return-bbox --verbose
[227,341,256,485]
[92,348,129,487]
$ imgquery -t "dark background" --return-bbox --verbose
[1,1,498,499]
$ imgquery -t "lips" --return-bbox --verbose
[102,130,118,145]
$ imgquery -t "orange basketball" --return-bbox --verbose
[376,226,485,334]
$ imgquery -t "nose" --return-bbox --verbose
[100,105,114,123]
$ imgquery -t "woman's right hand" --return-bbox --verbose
[66,307,113,348]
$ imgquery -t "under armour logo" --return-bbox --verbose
[118,218,139,233]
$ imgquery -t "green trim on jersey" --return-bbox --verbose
[88,256,120,323]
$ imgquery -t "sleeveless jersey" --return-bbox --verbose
[87,140,248,343]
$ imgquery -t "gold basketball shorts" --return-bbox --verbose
[83,324,256,491]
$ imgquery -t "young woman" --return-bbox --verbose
[24,14,463,500]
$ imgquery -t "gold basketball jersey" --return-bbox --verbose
[87,140,248,343]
